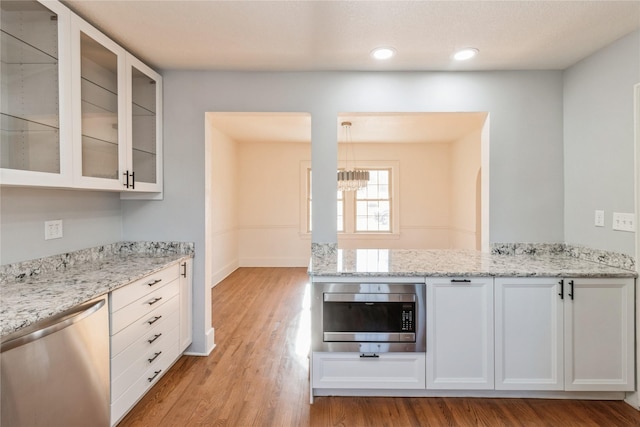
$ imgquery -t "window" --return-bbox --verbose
[306,167,394,234]
[355,169,390,232]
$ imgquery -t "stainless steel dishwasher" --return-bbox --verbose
[1,296,110,427]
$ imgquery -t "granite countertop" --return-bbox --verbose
[309,248,637,278]
[1,242,193,338]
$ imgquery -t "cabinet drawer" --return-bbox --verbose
[110,344,179,425]
[111,264,180,312]
[111,305,179,377]
[312,352,426,389]
[111,279,179,335]
[111,294,179,356]
[111,324,179,401]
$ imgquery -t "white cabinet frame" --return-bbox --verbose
[495,278,564,390]
[70,14,127,191]
[426,277,494,390]
[0,0,74,187]
[564,278,635,391]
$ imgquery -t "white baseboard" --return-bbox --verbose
[211,260,239,287]
[184,327,216,356]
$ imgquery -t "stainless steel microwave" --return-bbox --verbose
[311,282,426,353]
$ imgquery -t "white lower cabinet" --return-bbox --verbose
[109,260,192,426]
[495,278,564,390]
[312,352,426,390]
[495,277,634,392]
[564,278,634,391]
[311,275,634,398]
[426,278,494,389]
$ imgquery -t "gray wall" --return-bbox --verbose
[1,187,122,264]
[121,69,565,353]
[563,30,640,256]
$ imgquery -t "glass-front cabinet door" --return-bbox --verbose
[71,15,126,190]
[0,0,72,186]
[124,55,162,194]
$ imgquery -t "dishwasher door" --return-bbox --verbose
[1,296,110,427]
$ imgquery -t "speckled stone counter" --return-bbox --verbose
[0,242,194,337]
[308,247,636,278]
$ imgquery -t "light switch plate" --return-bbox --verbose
[612,212,635,232]
[594,210,605,227]
[45,220,63,240]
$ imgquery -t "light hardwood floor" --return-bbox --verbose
[119,267,640,426]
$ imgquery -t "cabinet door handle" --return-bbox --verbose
[131,171,135,189]
[451,279,471,284]
[148,333,162,344]
[568,280,574,300]
[558,279,564,299]
[148,297,163,306]
[123,171,129,188]
[147,278,162,287]
[181,262,187,278]
[148,351,162,363]
[147,370,162,382]
[147,315,162,325]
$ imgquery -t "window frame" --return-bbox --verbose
[301,161,399,238]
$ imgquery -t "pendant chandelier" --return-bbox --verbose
[337,121,369,192]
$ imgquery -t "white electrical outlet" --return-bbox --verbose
[44,220,63,240]
[594,210,605,227]
[612,212,636,232]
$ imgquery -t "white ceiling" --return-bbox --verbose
[63,0,640,72]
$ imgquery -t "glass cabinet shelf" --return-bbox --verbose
[1,30,57,65]
[1,112,58,132]
[1,113,60,172]
[81,77,117,113]
[132,102,155,117]
[81,135,118,179]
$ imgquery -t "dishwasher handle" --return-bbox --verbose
[1,298,106,353]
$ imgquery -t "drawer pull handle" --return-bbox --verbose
[451,279,471,283]
[148,370,162,382]
[148,333,162,344]
[147,316,162,325]
[148,297,163,306]
[148,351,162,363]
[360,353,379,358]
[148,279,162,287]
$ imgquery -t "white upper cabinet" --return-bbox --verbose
[0,0,73,187]
[71,15,163,195]
[123,55,162,195]
[1,0,162,196]
[71,15,126,190]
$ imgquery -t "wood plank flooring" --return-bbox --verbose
[119,267,640,426]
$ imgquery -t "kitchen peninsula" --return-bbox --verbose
[309,245,636,402]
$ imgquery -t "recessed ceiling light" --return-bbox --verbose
[371,47,396,60]
[453,48,479,61]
